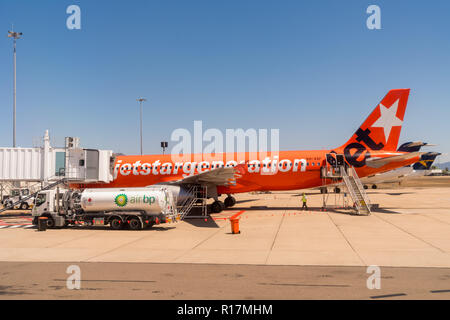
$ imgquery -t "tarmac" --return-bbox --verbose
[1,184,449,267]
[0,176,449,299]
[1,262,450,299]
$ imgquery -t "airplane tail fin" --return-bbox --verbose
[412,152,440,170]
[397,141,433,153]
[398,141,422,152]
[339,89,410,152]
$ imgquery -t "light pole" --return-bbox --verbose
[161,141,168,155]
[7,29,22,148]
[137,98,147,155]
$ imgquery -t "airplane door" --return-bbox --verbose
[326,153,337,167]
[336,154,344,166]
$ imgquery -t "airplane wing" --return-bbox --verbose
[162,163,246,186]
[366,152,425,169]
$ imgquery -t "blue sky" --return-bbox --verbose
[0,1,449,163]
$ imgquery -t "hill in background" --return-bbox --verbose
[435,162,450,170]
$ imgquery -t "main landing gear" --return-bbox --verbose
[211,195,236,213]
[211,200,225,213]
[224,195,236,208]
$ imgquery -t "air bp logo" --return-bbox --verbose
[114,194,128,207]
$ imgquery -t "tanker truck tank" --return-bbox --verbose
[80,187,175,215]
[151,185,192,205]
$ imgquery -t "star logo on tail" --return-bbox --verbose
[371,99,403,143]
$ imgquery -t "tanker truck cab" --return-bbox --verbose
[32,187,180,230]
[33,190,57,212]
[32,189,67,228]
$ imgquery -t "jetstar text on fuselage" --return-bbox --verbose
[113,157,310,179]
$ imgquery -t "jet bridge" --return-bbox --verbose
[0,130,115,213]
[0,130,114,184]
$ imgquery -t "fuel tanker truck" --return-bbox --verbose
[31,187,180,230]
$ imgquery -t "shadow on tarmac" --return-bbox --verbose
[183,217,220,228]
[385,192,415,196]
[228,204,402,215]
[229,206,328,213]
[371,207,402,214]
[56,225,177,232]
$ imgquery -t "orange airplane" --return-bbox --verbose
[75,89,423,213]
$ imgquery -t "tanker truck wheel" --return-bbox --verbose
[110,217,123,230]
[45,216,56,229]
[128,217,142,230]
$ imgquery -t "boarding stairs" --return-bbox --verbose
[0,178,67,214]
[342,167,371,215]
[321,153,371,215]
[177,185,208,219]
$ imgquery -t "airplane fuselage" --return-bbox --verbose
[74,149,420,194]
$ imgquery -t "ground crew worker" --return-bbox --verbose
[301,193,308,210]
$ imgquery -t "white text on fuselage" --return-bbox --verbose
[113,157,315,179]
